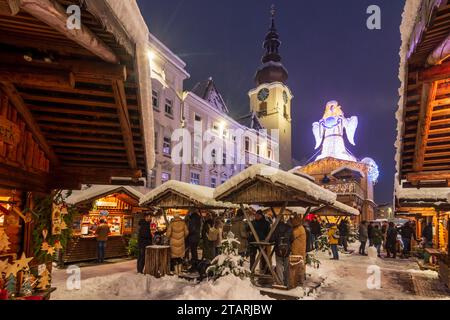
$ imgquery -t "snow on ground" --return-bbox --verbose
[52,243,447,300]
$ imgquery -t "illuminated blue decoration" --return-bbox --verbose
[361,157,379,184]
[312,101,358,162]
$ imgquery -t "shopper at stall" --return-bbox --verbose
[230,209,249,256]
[137,213,152,273]
[385,222,398,258]
[166,212,189,275]
[338,219,349,252]
[248,210,271,270]
[186,209,202,266]
[202,213,217,260]
[327,223,340,260]
[310,217,322,250]
[95,219,110,264]
[271,216,294,287]
[214,218,224,256]
[422,222,433,248]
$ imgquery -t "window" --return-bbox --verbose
[283,104,288,119]
[212,123,219,133]
[259,102,267,116]
[210,177,217,188]
[163,137,171,156]
[245,137,250,152]
[211,149,217,163]
[154,132,159,153]
[165,99,173,116]
[267,149,272,159]
[221,178,226,185]
[223,128,228,140]
[256,144,260,156]
[152,90,159,110]
[161,172,170,183]
[150,170,156,188]
[222,152,227,165]
[195,114,202,122]
[190,172,200,185]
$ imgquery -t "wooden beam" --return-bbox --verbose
[413,82,438,172]
[419,61,450,82]
[0,51,127,82]
[0,82,59,165]
[19,0,119,64]
[0,64,74,89]
[112,80,137,169]
[407,170,450,182]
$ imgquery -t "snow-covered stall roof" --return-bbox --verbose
[140,180,238,209]
[214,164,337,206]
[288,168,316,182]
[330,166,364,178]
[65,185,144,205]
[396,184,450,201]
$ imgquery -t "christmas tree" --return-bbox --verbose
[36,268,50,291]
[5,274,16,298]
[207,232,249,280]
[0,228,10,253]
[20,269,33,297]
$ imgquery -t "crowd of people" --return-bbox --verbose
[356,220,430,259]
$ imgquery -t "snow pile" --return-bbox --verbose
[330,166,364,178]
[52,272,272,300]
[65,185,144,205]
[140,180,238,208]
[330,201,360,216]
[214,164,337,204]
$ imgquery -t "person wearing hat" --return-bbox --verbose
[137,212,153,273]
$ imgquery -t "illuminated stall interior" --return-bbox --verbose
[63,186,145,264]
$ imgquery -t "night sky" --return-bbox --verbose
[137,0,406,204]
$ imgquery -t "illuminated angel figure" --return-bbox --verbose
[312,100,358,162]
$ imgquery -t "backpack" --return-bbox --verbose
[276,236,290,257]
[207,227,219,242]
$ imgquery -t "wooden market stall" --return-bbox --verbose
[213,164,340,288]
[394,0,450,287]
[0,0,154,299]
[139,180,238,276]
[62,185,145,264]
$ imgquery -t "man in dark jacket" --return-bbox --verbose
[398,221,418,256]
[368,222,375,247]
[422,222,433,248]
[338,219,349,252]
[248,210,271,270]
[271,218,294,287]
[137,213,152,273]
[186,209,202,264]
[385,222,398,258]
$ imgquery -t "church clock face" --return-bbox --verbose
[283,90,288,104]
[257,88,269,102]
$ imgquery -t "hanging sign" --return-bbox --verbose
[0,117,20,146]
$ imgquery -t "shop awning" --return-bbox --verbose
[65,185,145,206]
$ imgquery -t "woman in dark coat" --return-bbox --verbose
[385,222,398,258]
[186,209,202,263]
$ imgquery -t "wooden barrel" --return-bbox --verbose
[144,245,171,277]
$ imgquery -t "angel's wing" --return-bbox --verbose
[312,122,323,149]
[343,116,358,146]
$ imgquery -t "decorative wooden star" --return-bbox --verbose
[15,253,33,271]
[46,246,55,256]
[4,261,19,278]
[0,259,9,274]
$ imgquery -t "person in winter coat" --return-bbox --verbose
[271,217,294,287]
[372,225,383,257]
[327,224,339,260]
[310,218,322,251]
[166,213,189,275]
[358,221,368,255]
[201,214,216,261]
[398,221,418,256]
[214,219,224,256]
[290,215,307,284]
[95,219,110,264]
[248,210,271,270]
[338,219,349,252]
[422,222,433,248]
[385,222,398,258]
[381,221,388,249]
[186,209,202,263]
[137,213,152,273]
[230,209,249,256]
[368,222,375,247]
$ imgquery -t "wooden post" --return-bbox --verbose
[144,245,170,277]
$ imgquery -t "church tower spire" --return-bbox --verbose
[255,5,288,86]
[249,5,293,170]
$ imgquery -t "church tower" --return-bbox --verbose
[248,5,293,170]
